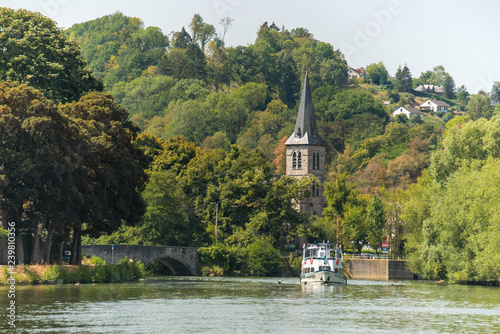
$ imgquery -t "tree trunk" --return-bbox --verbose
[57,224,64,264]
[43,223,53,264]
[16,234,24,265]
[30,221,45,264]
[76,229,82,265]
[70,225,81,265]
[0,209,9,264]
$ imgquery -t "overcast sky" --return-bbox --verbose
[3,0,499,93]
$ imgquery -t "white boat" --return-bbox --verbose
[300,242,346,285]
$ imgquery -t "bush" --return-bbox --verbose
[198,244,247,275]
[117,257,145,280]
[247,237,283,277]
[283,252,301,277]
[42,265,61,280]
[90,256,105,265]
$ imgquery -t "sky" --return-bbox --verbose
[3,0,499,93]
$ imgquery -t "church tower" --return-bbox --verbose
[285,73,326,216]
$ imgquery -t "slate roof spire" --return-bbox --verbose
[285,72,326,146]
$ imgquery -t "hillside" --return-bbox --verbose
[63,12,498,281]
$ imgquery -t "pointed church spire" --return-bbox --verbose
[285,72,326,146]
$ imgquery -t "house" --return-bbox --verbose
[393,106,423,119]
[420,99,451,113]
[414,85,444,95]
[348,67,366,80]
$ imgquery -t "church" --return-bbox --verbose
[285,73,326,217]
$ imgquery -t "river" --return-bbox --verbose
[1,277,499,333]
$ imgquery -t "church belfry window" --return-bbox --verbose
[298,152,302,169]
[312,153,316,170]
[315,152,320,170]
[293,152,297,169]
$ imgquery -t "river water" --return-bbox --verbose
[1,276,499,333]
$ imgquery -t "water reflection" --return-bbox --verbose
[1,277,499,333]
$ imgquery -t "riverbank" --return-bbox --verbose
[0,257,145,285]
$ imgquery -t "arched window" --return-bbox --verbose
[292,152,297,169]
[316,184,320,197]
[298,152,302,169]
[296,127,301,138]
[315,152,320,170]
[312,184,316,197]
[312,153,316,170]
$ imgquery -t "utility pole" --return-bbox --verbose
[215,201,220,244]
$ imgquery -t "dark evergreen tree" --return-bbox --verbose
[171,27,192,48]
[394,64,413,93]
[442,74,456,99]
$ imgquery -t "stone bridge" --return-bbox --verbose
[82,245,200,276]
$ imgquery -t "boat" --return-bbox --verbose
[300,242,346,285]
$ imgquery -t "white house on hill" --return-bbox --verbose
[420,99,451,113]
[348,67,366,80]
[393,106,423,119]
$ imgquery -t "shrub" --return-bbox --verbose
[247,237,283,277]
[42,265,61,280]
[117,257,145,280]
[90,256,105,265]
[198,244,247,275]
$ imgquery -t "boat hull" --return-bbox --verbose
[301,270,346,285]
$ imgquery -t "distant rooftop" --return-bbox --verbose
[414,85,444,94]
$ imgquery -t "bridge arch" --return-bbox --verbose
[82,245,200,276]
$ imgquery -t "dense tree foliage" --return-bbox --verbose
[0,82,147,265]
[365,62,388,85]
[404,118,500,281]
[67,12,169,88]
[394,64,413,93]
[0,8,102,102]
[1,9,498,282]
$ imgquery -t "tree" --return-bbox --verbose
[408,160,500,281]
[0,8,102,102]
[365,62,389,85]
[152,135,199,174]
[394,64,413,93]
[141,171,200,246]
[0,81,87,264]
[367,196,385,252]
[442,74,456,99]
[189,14,216,51]
[325,89,389,122]
[323,173,367,250]
[59,92,149,263]
[467,94,494,120]
[171,27,192,48]
[491,81,500,104]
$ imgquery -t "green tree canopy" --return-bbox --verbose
[467,94,494,120]
[394,64,413,93]
[0,8,102,102]
[365,62,389,85]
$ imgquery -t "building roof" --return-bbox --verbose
[395,106,422,115]
[422,99,451,107]
[414,85,444,93]
[285,73,326,146]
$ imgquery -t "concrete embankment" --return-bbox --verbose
[345,259,416,280]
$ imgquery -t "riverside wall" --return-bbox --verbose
[345,259,415,280]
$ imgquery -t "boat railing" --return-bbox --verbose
[344,253,407,260]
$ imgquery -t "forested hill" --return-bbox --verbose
[63,12,497,282]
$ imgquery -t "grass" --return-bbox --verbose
[0,257,145,285]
